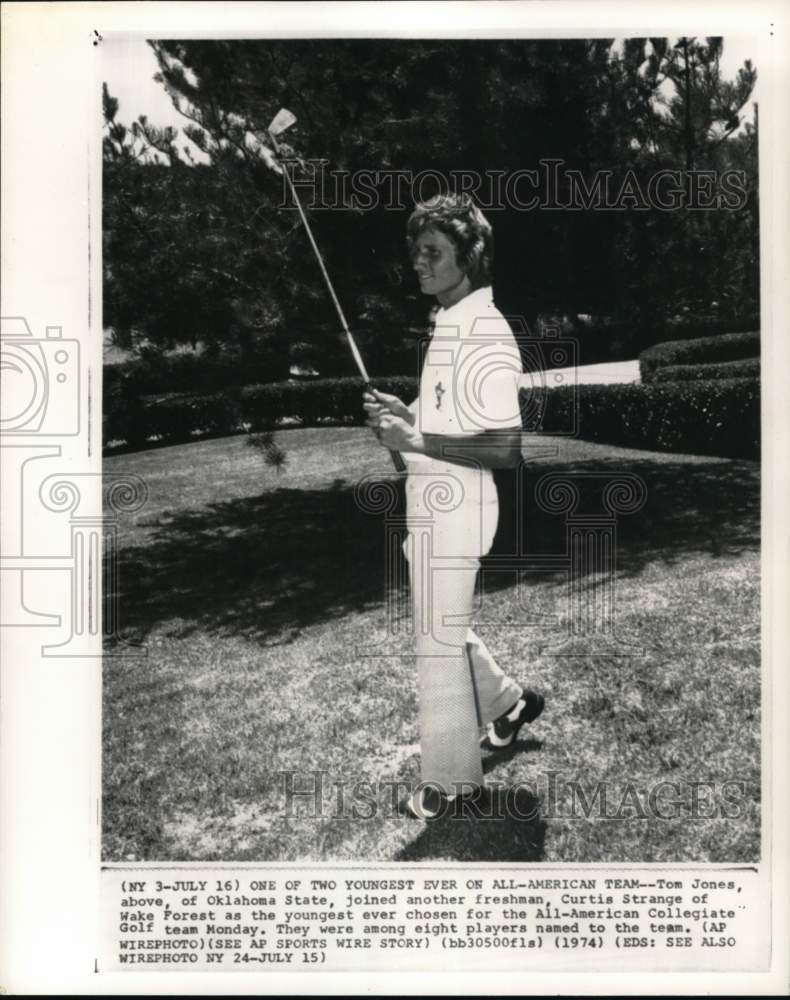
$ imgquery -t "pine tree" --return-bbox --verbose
[103,38,759,369]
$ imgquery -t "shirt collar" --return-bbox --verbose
[435,285,494,323]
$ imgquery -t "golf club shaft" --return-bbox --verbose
[275,148,406,473]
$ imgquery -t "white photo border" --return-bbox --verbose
[1,1,787,994]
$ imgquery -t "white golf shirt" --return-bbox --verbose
[405,286,523,558]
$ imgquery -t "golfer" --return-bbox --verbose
[364,193,544,819]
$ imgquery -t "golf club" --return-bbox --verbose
[265,108,406,473]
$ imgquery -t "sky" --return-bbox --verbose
[101,36,759,163]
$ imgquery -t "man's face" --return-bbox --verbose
[410,227,469,304]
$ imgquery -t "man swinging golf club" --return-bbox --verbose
[261,113,543,821]
[364,193,545,820]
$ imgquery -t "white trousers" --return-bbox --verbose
[403,472,522,793]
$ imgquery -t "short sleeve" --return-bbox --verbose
[456,334,523,432]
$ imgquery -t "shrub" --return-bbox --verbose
[103,376,418,450]
[105,368,760,461]
[237,376,417,430]
[652,358,760,383]
[527,377,759,459]
[147,392,241,442]
[640,330,759,382]
[102,374,149,448]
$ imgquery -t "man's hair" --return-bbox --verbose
[406,193,493,289]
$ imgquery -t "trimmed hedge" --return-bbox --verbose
[652,358,760,383]
[103,376,418,448]
[104,371,759,461]
[237,376,417,431]
[527,377,759,459]
[103,389,238,449]
[640,330,760,383]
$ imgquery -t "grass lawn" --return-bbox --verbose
[103,427,760,863]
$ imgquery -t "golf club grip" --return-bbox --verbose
[364,380,407,473]
[389,449,407,473]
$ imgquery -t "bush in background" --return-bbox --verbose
[652,358,760,383]
[103,376,419,449]
[237,376,417,431]
[105,364,760,462]
[528,377,759,459]
[640,330,760,382]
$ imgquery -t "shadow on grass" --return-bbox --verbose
[110,454,759,645]
[482,738,544,773]
[396,786,546,862]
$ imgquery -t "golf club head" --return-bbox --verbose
[268,108,297,136]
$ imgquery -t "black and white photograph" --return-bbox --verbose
[101,32,761,863]
[2,1,788,993]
